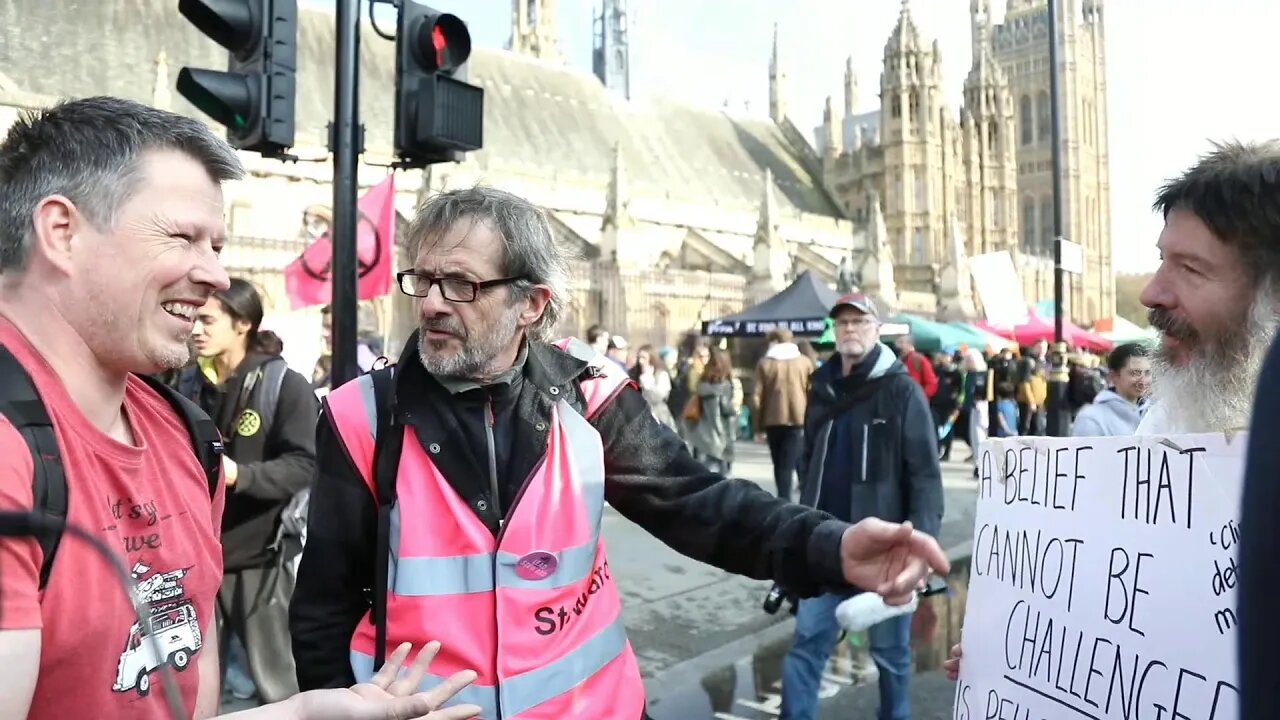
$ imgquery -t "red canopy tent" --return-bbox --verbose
[976,311,1113,352]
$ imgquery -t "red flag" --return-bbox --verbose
[284,175,397,310]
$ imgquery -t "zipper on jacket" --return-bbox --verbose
[861,425,869,482]
[485,396,502,524]
[810,422,833,508]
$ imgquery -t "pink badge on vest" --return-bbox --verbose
[515,551,559,580]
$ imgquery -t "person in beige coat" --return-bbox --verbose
[753,328,816,500]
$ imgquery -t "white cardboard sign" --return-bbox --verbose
[955,434,1245,720]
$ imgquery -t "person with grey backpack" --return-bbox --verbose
[175,278,319,706]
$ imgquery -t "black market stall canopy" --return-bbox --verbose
[701,271,840,338]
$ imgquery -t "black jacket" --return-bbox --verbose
[177,353,318,570]
[290,333,855,692]
[797,345,944,538]
[1240,334,1280,718]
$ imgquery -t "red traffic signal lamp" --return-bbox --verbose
[394,2,484,168]
[177,0,297,156]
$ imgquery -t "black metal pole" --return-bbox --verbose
[331,0,361,388]
[1046,0,1070,436]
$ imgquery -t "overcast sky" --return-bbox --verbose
[307,0,1280,275]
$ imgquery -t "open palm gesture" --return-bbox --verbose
[290,641,481,720]
[840,518,950,604]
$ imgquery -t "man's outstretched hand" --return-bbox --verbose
[840,518,950,604]
[287,641,481,720]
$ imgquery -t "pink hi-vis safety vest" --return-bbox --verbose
[325,338,646,720]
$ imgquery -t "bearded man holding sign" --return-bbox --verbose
[946,140,1280,719]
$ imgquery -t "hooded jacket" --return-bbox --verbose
[797,343,944,538]
[1071,389,1144,437]
[177,353,318,570]
[753,342,815,430]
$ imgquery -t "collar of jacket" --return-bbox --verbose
[393,330,592,399]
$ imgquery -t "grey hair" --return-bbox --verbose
[0,95,244,275]
[407,185,572,342]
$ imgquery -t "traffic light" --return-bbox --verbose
[394,2,485,167]
[176,0,297,156]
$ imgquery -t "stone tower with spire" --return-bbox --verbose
[592,0,630,99]
[769,23,787,124]
[843,56,858,118]
[753,168,790,292]
[510,0,562,61]
[958,0,1018,261]
[812,0,1114,325]
[993,0,1114,321]
[600,141,635,262]
[878,0,951,268]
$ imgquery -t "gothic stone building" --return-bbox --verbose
[0,0,1112,356]
[812,0,1115,323]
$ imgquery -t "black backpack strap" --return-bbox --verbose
[368,366,402,670]
[253,357,290,439]
[0,347,68,591]
[135,373,224,500]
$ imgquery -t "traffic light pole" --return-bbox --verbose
[330,0,362,388]
[1046,0,1071,437]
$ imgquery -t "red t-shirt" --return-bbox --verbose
[0,317,225,719]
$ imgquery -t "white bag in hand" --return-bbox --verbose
[835,591,918,633]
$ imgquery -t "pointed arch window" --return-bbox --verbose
[1022,196,1036,253]
[1036,90,1051,142]
[1040,195,1055,256]
[1019,94,1033,146]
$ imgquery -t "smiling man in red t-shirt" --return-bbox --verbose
[0,97,481,720]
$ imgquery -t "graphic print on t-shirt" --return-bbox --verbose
[110,561,204,697]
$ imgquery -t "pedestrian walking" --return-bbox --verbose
[752,328,815,499]
[780,293,944,720]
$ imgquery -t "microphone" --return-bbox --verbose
[0,511,187,720]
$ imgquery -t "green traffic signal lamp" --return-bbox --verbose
[176,68,255,133]
[177,0,296,156]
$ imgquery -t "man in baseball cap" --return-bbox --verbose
[828,292,879,320]
[781,290,943,720]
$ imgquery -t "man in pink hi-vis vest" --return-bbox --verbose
[289,186,951,720]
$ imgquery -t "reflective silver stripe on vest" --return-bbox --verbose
[349,615,628,719]
[388,399,609,596]
[350,650,499,719]
[500,615,629,716]
[356,373,378,440]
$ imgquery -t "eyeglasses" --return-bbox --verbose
[395,271,526,302]
[834,317,878,328]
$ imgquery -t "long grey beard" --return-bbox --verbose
[1149,290,1278,433]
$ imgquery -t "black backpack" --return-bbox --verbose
[0,346,223,590]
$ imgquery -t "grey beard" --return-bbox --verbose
[417,304,521,381]
[1149,290,1278,433]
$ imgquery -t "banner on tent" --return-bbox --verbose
[702,318,827,337]
[955,433,1244,720]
